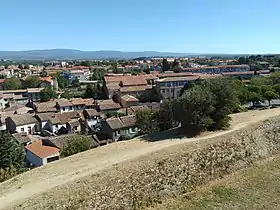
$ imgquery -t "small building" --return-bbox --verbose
[97,99,121,112]
[12,132,34,146]
[5,114,38,134]
[101,115,138,141]
[156,76,199,99]
[25,140,60,167]
[82,109,101,133]
[55,99,74,112]
[66,119,81,133]
[120,94,139,108]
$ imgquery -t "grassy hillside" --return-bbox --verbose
[6,114,280,210]
[150,155,280,210]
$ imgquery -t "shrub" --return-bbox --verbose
[61,136,92,157]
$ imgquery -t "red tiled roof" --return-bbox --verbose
[25,140,59,158]
[39,77,53,83]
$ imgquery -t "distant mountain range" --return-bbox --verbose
[0,49,245,60]
[0,49,195,60]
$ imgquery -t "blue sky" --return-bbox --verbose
[1,0,280,53]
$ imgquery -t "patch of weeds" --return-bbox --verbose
[211,185,240,205]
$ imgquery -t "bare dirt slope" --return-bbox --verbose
[1,108,280,210]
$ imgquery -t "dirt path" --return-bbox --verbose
[1,108,280,210]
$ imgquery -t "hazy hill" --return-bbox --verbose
[0,49,194,60]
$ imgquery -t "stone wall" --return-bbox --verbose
[16,117,280,210]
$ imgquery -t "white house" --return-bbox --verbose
[5,114,38,134]
[25,140,60,167]
[82,109,101,133]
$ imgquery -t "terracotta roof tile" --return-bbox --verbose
[25,140,59,158]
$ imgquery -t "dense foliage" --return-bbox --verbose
[2,77,21,90]
[0,132,26,182]
[40,87,57,102]
[24,76,41,88]
[136,74,280,136]
[61,136,92,157]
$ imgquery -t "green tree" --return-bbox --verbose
[4,64,9,69]
[0,131,25,170]
[25,76,41,88]
[203,79,241,130]
[71,78,80,88]
[2,77,21,90]
[40,87,57,102]
[173,85,215,135]
[157,100,177,131]
[84,84,104,99]
[264,91,278,105]
[273,84,280,95]
[61,90,74,99]
[136,109,159,135]
[56,75,68,89]
[61,136,92,157]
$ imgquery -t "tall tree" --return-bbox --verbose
[264,91,278,106]
[40,87,57,102]
[2,77,21,90]
[173,85,215,134]
[136,109,159,135]
[25,76,41,88]
[0,131,25,170]
[162,59,170,72]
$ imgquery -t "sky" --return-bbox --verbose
[1,0,280,53]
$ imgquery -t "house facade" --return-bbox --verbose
[5,114,38,134]
[101,115,138,141]
[25,140,60,167]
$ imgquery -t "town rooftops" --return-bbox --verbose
[221,71,255,76]
[25,140,60,158]
[56,99,73,107]
[121,94,139,102]
[98,99,121,111]
[36,113,56,121]
[8,114,37,126]
[120,86,148,93]
[157,76,200,83]
[39,77,53,83]
[120,115,136,128]
[83,109,100,117]
[36,101,57,113]
[106,118,124,130]
[12,132,34,145]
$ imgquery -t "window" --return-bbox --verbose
[70,106,73,110]
[62,107,65,111]
[21,128,24,132]
[116,130,120,135]
[131,127,136,133]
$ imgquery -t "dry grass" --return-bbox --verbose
[1,108,280,210]
[150,155,280,210]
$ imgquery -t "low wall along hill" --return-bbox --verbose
[14,116,280,210]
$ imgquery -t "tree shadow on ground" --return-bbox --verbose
[140,126,201,142]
